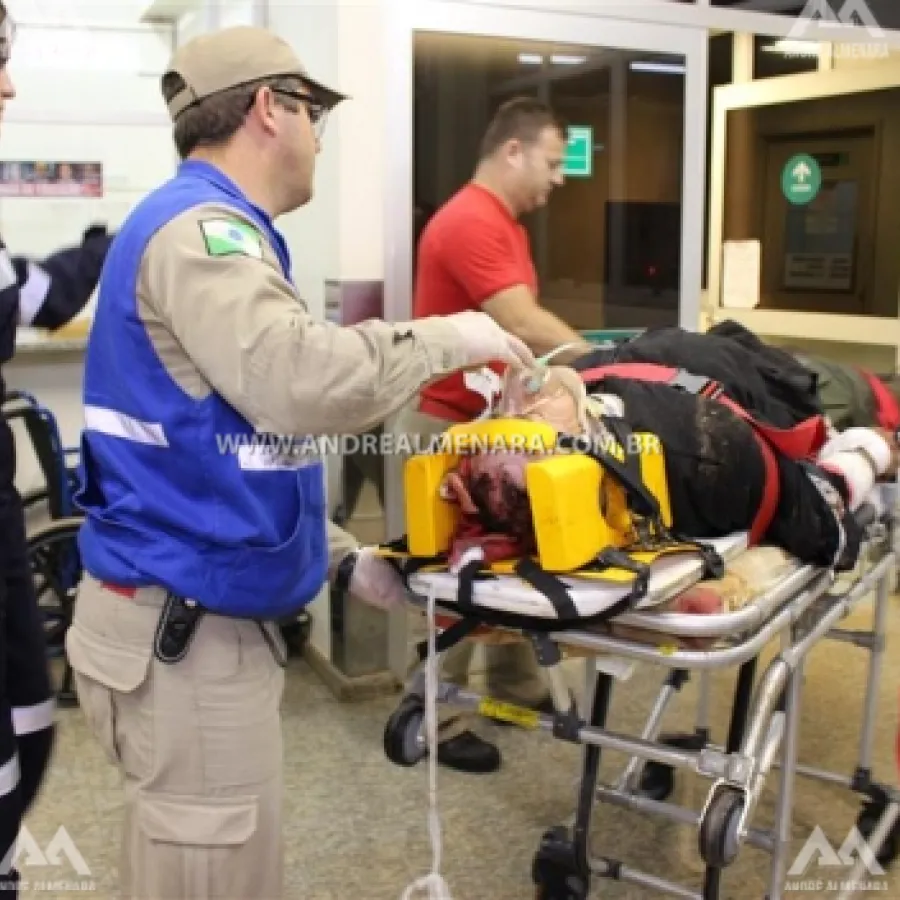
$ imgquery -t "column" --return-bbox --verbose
[266,0,396,699]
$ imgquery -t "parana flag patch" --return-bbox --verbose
[200,218,263,259]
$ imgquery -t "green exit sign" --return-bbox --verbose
[563,126,593,177]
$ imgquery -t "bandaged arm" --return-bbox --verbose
[817,428,894,510]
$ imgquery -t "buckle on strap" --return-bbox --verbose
[153,593,205,665]
[669,369,723,399]
[593,548,651,599]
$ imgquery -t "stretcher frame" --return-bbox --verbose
[384,508,900,900]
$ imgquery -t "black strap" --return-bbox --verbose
[456,558,489,613]
[558,431,661,522]
[585,547,652,598]
[416,615,483,662]
[513,558,579,619]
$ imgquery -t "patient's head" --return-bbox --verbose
[442,453,538,546]
[498,365,588,435]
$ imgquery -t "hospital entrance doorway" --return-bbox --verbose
[385,2,708,683]
[760,130,876,317]
[410,15,707,332]
[708,68,900,372]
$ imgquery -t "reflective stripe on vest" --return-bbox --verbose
[75,160,329,619]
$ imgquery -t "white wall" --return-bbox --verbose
[3,2,177,495]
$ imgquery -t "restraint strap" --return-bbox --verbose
[709,393,781,545]
[579,362,827,458]
[513,558,579,619]
[576,361,821,545]
[557,431,662,523]
[859,368,900,431]
[415,615,483,663]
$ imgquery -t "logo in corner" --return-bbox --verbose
[786,1,888,59]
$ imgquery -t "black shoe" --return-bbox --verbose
[436,730,501,773]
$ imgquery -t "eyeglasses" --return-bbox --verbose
[272,89,329,140]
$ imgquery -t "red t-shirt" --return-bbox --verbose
[413,183,538,421]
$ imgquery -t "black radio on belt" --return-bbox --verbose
[154,593,205,664]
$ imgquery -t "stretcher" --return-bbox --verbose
[385,487,900,900]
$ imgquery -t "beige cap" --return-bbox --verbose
[163,25,347,121]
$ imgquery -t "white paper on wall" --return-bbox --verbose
[721,239,762,309]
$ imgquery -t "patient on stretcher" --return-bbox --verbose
[437,361,899,586]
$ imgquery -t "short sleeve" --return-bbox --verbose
[441,215,531,305]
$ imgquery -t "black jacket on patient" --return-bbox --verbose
[579,375,847,568]
[566,324,855,570]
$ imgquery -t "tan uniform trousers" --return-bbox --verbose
[395,400,550,714]
[65,574,286,900]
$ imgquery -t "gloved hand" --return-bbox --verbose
[446,310,535,370]
[348,547,409,611]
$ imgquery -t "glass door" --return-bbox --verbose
[383,0,709,674]
[387,1,709,334]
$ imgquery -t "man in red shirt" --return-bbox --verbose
[398,97,593,774]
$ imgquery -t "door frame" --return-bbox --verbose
[707,58,900,363]
[383,0,709,331]
[382,0,709,678]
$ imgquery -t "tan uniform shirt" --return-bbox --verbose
[135,200,469,575]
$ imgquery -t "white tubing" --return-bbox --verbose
[400,583,454,900]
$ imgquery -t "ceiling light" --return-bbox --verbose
[761,39,821,56]
[551,54,586,65]
[518,52,542,65]
[629,61,686,74]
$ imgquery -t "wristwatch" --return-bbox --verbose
[333,548,360,598]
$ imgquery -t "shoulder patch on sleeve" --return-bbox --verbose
[198,217,263,260]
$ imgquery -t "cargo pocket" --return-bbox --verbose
[65,624,152,768]
[135,793,270,898]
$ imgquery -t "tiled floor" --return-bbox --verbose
[19,595,900,900]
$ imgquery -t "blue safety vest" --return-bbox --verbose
[75,160,328,619]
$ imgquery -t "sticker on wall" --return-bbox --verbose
[0,161,103,197]
[781,154,822,206]
[563,126,593,178]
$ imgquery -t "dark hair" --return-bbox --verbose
[478,96,565,161]
[160,72,305,159]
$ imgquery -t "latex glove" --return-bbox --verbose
[445,311,535,370]
[348,547,409,611]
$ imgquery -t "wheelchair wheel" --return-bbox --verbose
[27,516,85,708]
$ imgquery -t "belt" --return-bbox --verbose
[101,582,138,598]
[98,581,287,668]
[418,396,476,423]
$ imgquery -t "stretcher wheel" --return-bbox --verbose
[383,696,427,767]
[532,826,588,900]
[698,786,745,869]
[639,762,675,801]
[857,798,900,867]
[638,733,707,801]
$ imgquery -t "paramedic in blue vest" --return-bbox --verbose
[63,24,533,900]
[0,8,116,895]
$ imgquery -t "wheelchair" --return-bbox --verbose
[3,390,84,708]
